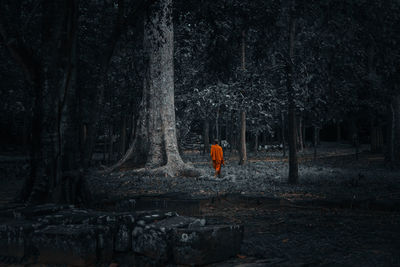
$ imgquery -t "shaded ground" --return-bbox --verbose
[203,197,400,266]
[1,143,400,266]
[90,143,400,205]
[89,143,400,266]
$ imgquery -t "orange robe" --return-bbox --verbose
[210,144,224,174]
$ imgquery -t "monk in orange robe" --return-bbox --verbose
[210,139,224,177]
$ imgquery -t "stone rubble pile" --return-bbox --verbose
[0,203,243,266]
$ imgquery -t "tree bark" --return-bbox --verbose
[298,116,303,152]
[239,110,247,165]
[216,106,220,142]
[239,30,247,165]
[281,112,286,157]
[253,132,258,153]
[203,119,210,154]
[313,126,318,161]
[287,4,298,184]
[108,125,113,164]
[371,125,383,153]
[351,118,359,160]
[262,132,267,148]
[4,0,90,204]
[336,122,341,143]
[387,95,400,163]
[32,0,89,203]
[120,116,127,156]
[111,0,199,177]
[81,0,155,169]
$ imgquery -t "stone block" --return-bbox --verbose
[150,215,197,230]
[172,225,244,265]
[132,228,169,263]
[114,224,131,252]
[19,204,74,218]
[32,224,100,266]
[0,220,35,258]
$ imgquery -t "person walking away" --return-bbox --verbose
[210,139,224,177]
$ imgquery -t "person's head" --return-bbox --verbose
[214,139,219,145]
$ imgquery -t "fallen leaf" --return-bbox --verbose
[282,238,289,243]
[237,254,247,259]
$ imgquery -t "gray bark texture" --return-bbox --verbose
[238,30,247,165]
[111,0,200,177]
[15,0,91,204]
[203,120,210,154]
[287,2,299,184]
[239,110,247,165]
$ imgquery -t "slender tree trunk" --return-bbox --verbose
[351,118,359,160]
[281,112,286,157]
[21,77,43,201]
[120,116,127,156]
[371,119,383,153]
[239,30,247,165]
[386,104,395,162]
[108,125,113,163]
[253,132,258,153]
[313,126,318,161]
[298,116,303,152]
[216,106,220,141]
[302,123,306,149]
[336,122,341,143]
[103,129,107,162]
[262,132,267,148]
[239,110,247,165]
[203,119,210,154]
[230,111,235,152]
[388,95,400,163]
[287,7,298,184]
[225,113,229,141]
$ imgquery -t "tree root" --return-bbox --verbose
[102,162,203,178]
[143,162,203,177]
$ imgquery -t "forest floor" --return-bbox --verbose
[1,142,400,266]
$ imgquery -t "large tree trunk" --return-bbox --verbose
[31,0,89,203]
[111,0,199,177]
[81,0,153,169]
[3,0,90,204]
[287,4,298,184]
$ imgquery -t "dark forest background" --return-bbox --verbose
[0,0,399,204]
